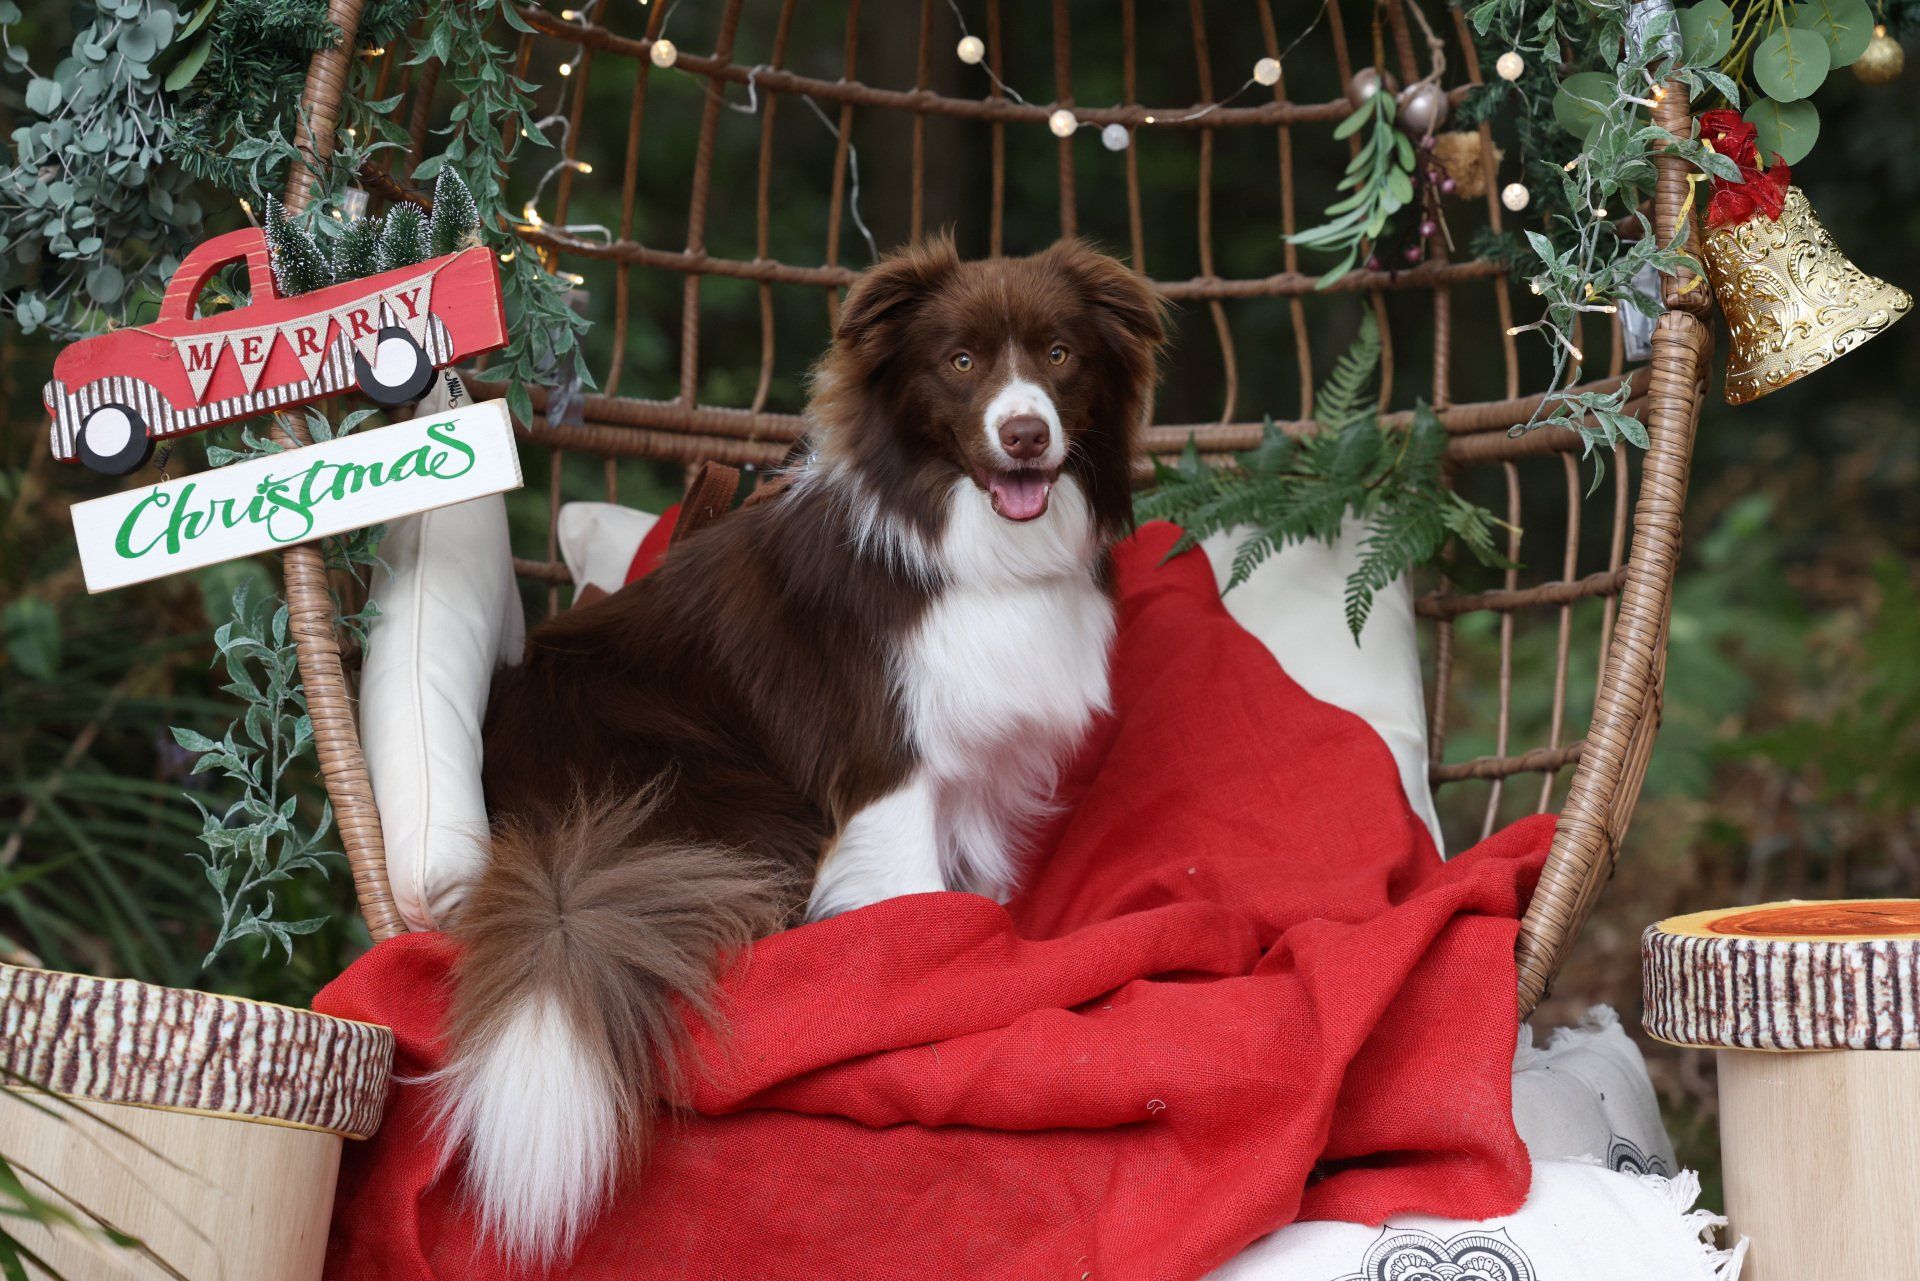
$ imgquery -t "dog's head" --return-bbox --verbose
[814,236,1166,543]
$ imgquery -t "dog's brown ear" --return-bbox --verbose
[835,233,961,354]
[1047,239,1167,349]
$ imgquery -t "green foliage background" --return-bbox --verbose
[1,0,1917,1215]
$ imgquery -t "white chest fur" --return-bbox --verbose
[898,477,1115,894]
[806,474,1116,919]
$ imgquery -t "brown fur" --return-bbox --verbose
[442,237,1164,1255]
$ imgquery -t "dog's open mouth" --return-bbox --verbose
[985,469,1056,522]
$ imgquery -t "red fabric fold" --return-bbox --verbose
[319,522,1551,1280]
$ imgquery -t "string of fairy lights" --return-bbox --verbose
[515,1,1541,262]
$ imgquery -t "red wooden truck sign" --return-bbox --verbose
[42,227,508,474]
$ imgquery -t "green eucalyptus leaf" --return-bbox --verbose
[1787,0,1875,67]
[1679,0,1734,65]
[1752,26,1831,102]
[1552,71,1614,139]
[1744,97,1820,165]
[23,77,60,114]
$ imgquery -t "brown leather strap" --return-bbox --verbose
[672,461,740,542]
[740,469,798,510]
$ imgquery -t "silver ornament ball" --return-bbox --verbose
[1396,82,1449,135]
[1101,122,1130,151]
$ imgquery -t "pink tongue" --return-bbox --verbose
[989,473,1052,521]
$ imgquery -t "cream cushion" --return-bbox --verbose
[359,381,525,931]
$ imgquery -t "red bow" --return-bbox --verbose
[1697,109,1792,228]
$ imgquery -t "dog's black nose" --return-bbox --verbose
[999,416,1051,461]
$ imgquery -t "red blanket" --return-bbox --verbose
[317,523,1551,1280]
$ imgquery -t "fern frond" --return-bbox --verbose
[1314,313,1381,433]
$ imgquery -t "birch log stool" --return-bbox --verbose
[1645,900,1920,1281]
[0,964,392,1280]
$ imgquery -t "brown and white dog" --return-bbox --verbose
[442,236,1166,1262]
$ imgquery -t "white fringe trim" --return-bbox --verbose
[1514,1004,1621,1072]
[1636,1168,1750,1280]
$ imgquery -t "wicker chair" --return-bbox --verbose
[275,0,1712,1018]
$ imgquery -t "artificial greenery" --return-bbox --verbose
[1137,315,1510,639]
[0,0,204,337]
[166,405,383,962]
[1288,85,1418,286]
[169,580,335,962]
[1464,0,1746,468]
[402,0,593,429]
[263,169,479,297]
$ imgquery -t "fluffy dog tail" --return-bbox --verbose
[437,789,791,1265]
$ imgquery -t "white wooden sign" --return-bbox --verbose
[72,398,522,593]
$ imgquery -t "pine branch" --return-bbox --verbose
[1136,324,1513,640]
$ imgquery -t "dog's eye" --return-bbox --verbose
[951,352,974,372]
[1048,345,1069,366]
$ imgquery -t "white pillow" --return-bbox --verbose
[1513,1005,1678,1177]
[556,501,660,603]
[360,379,525,932]
[1209,1160,1745,1281]
[1200,522,1442,853]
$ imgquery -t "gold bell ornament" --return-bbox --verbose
[1695,112,1912,406]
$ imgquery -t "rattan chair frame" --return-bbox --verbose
[273,0,1712,1018]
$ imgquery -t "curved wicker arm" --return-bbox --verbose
[1514,85,1711,1016]
[277,0,407,942]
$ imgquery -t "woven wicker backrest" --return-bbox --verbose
[279,0,1713,1014]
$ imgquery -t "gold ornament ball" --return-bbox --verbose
[1501,182,1531,212]
[1496,50,1525,81]
[1253,56,1281,87]
[650,38,678,68]
[957,35,986,66]
[1049,109,1077,139]
[1855,27,1904,85]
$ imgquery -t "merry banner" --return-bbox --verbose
[171,265,441,401]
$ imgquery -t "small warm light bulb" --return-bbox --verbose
[573,160,595,174]
[1496,50,1524,81]
[239,198,253,214]
[1569,346,1584,362]
[956,35,985,65]
[1253,56,1281,87]
[1501,182,1530,212]
[522,202,543,226]
[1143,114,1156,125]
[561,8,579,18]
[499,249,517,263]
[558,60,574,76]
[1048,108,1077,138]
[650,38,677,68]
[1506,326,1523,336]
[1101,122,1130,151]
[1528,279,1544,295]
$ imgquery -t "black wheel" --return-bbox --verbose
[352,326,438,406]
[76,402,154,476]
